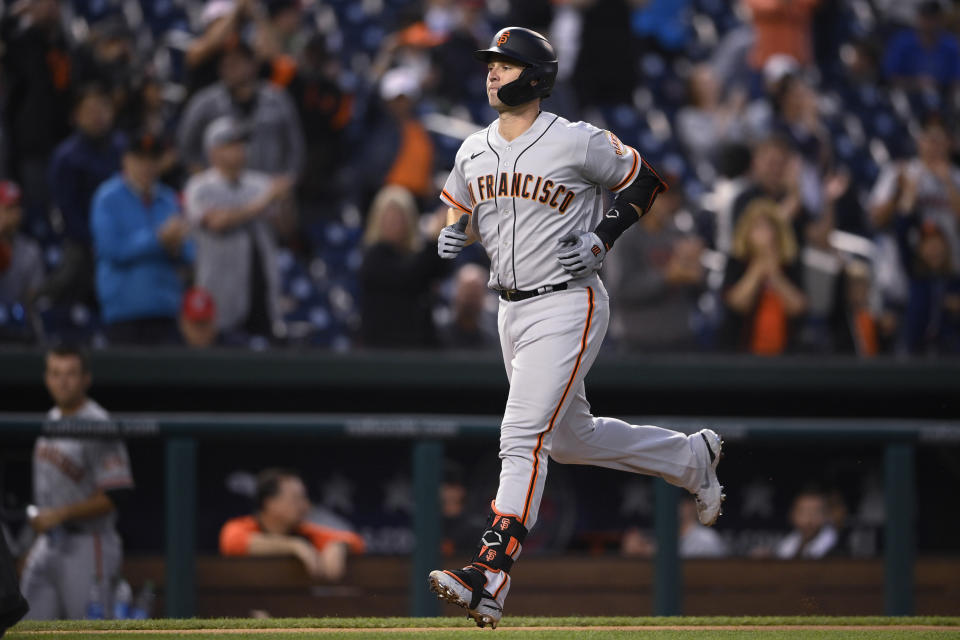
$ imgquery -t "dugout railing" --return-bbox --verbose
[2,414,958,618]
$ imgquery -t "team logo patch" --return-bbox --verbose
[605,131,625,156]
[481,531,503,547]
[591,245,602,256]
[486,549,497,562]
[497,31,510,46]
[499,518,511,531]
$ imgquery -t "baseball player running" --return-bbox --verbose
[428,27,724,628]
[20,347,134,620]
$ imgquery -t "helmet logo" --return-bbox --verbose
[497,31,510,46]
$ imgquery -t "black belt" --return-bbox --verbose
[499,282,568,302]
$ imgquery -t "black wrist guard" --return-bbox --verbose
[595,203,640,251]
[594,161,668,250]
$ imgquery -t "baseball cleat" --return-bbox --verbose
[692,428,724,526]
[428,566,504,629]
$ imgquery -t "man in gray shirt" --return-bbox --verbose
[184,117,291,339]
[176,39,304,178]
[20,347,134,619]
[604,183,706,352]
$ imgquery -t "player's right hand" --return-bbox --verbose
[29,507,63,534]
[438,214,469,259]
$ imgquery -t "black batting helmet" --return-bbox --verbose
[474,27,557,106]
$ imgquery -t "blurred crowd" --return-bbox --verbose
[0,0,959,355]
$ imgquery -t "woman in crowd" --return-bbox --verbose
[721,199,808,354]
[359,185,451,348]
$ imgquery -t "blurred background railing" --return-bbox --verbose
[3,409,959,618]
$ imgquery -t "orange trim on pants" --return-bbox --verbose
[489,499,521,520]
[493,574,510,599]
[519,287,595,526]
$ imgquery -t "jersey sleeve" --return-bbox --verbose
[220,516,259,555]
[581,128,642,194]
[89,440,134,491]
[300,522,366,554]
[439,158,473,216]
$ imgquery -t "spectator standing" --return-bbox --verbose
[220,469,364,580]
[20,347,134,620]
[120,74,182,187]
[285,34,354,221]
[184,117,291,341]
[869,119,960,276]
[745,0,821,72]
[721,199,807,354]
[830,260,881,356]
[252,0,307,82]
[438,263,498,350]
[883,1,960,93]
[604,182,706,352]
[70,17,138,118]
[770,73,830,179]
[730,135,811,245]
[0,0,73,232]
[48,85,125,250]
[177,39,305,179]
[895,215,960,354]
[429,1,491,107]
[45,85,125,305]
[361,68,435,208]
[0,181,44,310]
[359,186,450,348]
[90,133,193,345]
[676,65,747,166]
[184,0,253,97]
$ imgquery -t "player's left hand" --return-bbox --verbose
[556,230,606,277]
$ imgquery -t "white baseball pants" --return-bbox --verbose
[21,530,122,620]
[494,275,704,530]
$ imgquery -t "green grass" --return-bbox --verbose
[7,631,960,640]
[10,616,960,631]
[8,617,960,640]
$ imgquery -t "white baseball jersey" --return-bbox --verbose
[440,111,645,291]
[35,400,134,533]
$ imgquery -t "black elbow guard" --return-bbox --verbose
[594,161,669,250]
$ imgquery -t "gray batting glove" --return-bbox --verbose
[556,230,606,277]
[438,214,469,259]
